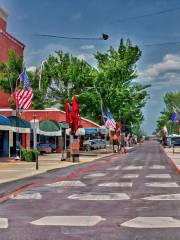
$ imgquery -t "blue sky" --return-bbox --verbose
[1,0,180,134]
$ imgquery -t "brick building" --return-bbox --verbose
[0,6,25,62]
[0,6,25,108]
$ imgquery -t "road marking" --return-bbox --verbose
[122,166,143,170]
[121,217,180,228]
[46,181,86,187]
[107,166,121,170]
[0,218,8,228]
[149,165,165,169]
[10,193,42,200]
[68,193,130,200]
[98,182,132,187]
[146,174,171,179]
[145,182,179,187]
[83,173,107,178]
[143,194,180,200]
[31,216,106,226]
[122,174,139,179]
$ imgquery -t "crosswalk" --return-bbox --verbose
[2,161,180,232]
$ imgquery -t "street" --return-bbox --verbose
[1,141,180,240]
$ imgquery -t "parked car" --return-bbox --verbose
[37,143,56,153]
[83,139,106,151]
[167,136,180,148]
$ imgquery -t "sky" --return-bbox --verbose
[1,0,180,134]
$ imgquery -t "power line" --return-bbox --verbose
[144,41,180,47]
[33,33,109,41]
[116,6,180,23]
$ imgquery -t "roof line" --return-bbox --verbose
[59,109,101,128]
[1,31,25,48]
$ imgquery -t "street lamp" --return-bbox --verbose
[39,60,47,90]
[33,113,38,170]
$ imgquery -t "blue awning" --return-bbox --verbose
[8,116,31,128]
[0,114,11,126]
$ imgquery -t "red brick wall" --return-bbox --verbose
[0,17,7,31]
[0,90,10,108]
[0,32,24,62]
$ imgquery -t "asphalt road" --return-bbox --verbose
[1,141,180,240]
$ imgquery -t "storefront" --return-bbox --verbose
[30,119,62,153]
[7,116,31,156]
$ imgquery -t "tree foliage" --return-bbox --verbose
[94,39,150,126]
[156,91,180,134]
[0,40,150,130]
[0,50,23,93]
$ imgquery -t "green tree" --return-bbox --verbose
[156,91,180,134]
[28,69,46,109]
[0,50,23,93]
[94,39,150,127]
[38,39,149,127]
[42,51,97,119]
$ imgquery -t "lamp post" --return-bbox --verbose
[33,113,38,170]
[39,60,47,90]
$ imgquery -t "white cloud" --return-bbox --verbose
[80,45,95,50]
[142,54,180,80]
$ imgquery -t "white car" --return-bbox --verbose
[83,139,106,151]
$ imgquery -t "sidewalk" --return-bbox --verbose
[0,152,114,184]
[163,147,180,173]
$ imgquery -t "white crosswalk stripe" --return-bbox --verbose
[149,165,166,169]
[0,218,8,229]
[83,173,107,178]
[143,194,180,201]
[31,216,106,226]
[10,193,42,200]
[68,193,130,200]
[98,182,132,187]
[122,166,143,170]
[46,181,86,187]
[121,217,180,228]
[145,174,171,179]
[122,174,139,179]
[145,182,179,187]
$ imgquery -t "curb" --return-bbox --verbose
[161,145,180,174]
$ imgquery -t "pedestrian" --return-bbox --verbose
[120,133,126,154]
[112,133,119,153]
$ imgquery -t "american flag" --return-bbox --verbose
[14,68,33,110]
[101,103,116,129]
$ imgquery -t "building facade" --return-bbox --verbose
[0,6,25,62]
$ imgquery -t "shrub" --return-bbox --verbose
[20,148,39,162]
